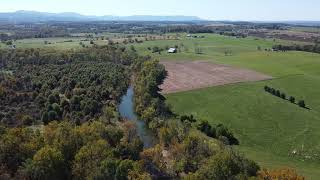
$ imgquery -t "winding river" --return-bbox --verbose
[119,87,157,148]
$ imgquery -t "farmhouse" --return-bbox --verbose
[168,48,177,53]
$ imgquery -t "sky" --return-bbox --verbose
[0,0,320,21]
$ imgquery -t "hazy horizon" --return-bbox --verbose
[0,0,320,21]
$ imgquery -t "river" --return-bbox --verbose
[118,87,157,148]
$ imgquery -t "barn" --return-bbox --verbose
[168,48,177,53]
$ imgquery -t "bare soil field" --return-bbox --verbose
[160,61,272,94]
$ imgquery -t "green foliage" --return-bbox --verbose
[115,160,135,180]
[133,59,170,126]
[177,132,213,173]
[0,46,133,126]
[180,115,197,123]
[0,121,148,178]
[289,96,296,103]
[0,128,42,174]
[72,140,112,179]
[190,150,260,180]
[298,100,306,108]
[216,124,239,145]
[21,146,65,180]
[197,120,216,138]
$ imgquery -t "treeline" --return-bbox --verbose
[264,86,307,109]
[133,59,171,129]
[272,44,320,54]
[180,115,239,145]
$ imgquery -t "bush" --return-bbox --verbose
[298,100,306,108]
[270,88,276,95]
[275,90,281,97]
[180,115,196,123]
[258,168,305,180]
[280,93,286,99]
[197,120,216,138]
[22,115,34,126]
[289,96,295,103]
[264,86,270,92]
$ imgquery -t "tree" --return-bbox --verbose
[96,159,119,179]
[216,124,239,145]
[191,150,260,180]
[197,120,216,138]
[21,146,65,180]
[152,46,160,53]
[22,115,34,126]
[298,100,306,108]
[115,160,134,180]
[0,128,40,174]
[48,110,58,121]
[72,140,112,179]
[289,96,295,103]
[257,46,262,51]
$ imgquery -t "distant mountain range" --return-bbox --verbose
[0,10,204,22]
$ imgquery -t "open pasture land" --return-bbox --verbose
[160,60,272,93]
[133,33,311,61]
[149,34,320,179]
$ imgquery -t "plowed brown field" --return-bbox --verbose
[160,61,272,94]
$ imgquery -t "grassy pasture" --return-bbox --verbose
[133,33,309,60]
[141,34,320,179]
[166,73,320,179]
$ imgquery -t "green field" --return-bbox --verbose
[132,34,320,179]
[0,33,128,49]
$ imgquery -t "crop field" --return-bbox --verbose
[132,33,320,179]
[160,60,271,93]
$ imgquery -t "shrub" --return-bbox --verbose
[258,168,305,180]
[280,93,286,99]
[22,115,34,126]
[197,120,216,138]
[270,88,276,95]
[264,86,270,92]
[298,100,306,108]
[289,96,295,103]
[275,90,281,97]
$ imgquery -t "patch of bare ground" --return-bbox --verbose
[160,61,272,94]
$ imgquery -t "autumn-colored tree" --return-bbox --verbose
[258,168,305,180]
[22,146,65,180]
[72,139,112,179]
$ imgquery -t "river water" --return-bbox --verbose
[118,87,156,148]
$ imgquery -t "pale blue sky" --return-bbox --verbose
[1,0,319,21]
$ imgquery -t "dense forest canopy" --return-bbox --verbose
[0,46,139,127]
